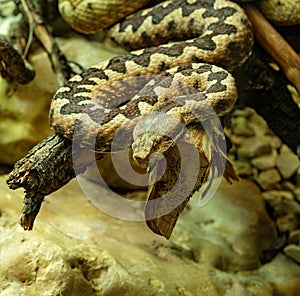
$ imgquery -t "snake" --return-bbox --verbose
[8,0,254,236]
[256,0,300,25]
[8,0,300,237]
[58,0,300,33]
[51,0,253,146]
[46,0,254,237]
[58,0,156,33]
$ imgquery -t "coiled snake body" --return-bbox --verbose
[51,0,253,145]
[9,0,255,237]
[58,0,300,33]
[47,0,253,237]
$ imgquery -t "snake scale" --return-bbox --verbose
[58,0,300,33]
[51,0,253,144]
[9,0,255,237]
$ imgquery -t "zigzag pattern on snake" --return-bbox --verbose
[50,0,253,151]
[7,0,255,237]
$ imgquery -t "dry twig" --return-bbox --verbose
[17,0,76,86]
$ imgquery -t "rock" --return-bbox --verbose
[226,133,246,146]
[287,84,300,106]
[288,230,300,245]
[246,109,281,150]
[284,244,300,264]
[262,190,294,207]
[276,214,300,233]
[256,254,300,296]
[268,136,282,150]
[231,116,255,137]
[273,199,300,233]
[1,175,292,295]
[274,199,300,217]
[188,179,277,271]
[251,149,277,170]
[221,159,258,179]
[256,168,281,190]
[294,187,300,202]
[231,108,252,118]
[251,149,278,170]
[276,145,300,179]
[237,136,273,159]
[246,108,270,136]
[296,168,300,187]
[281,181,296,192]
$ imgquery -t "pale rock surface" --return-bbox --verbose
[295,187,300,202]
[237,136,273,159]
[231,115,255,137]
[288,230,300,245]
[251,149,278,170]
[0,37,125,165]
[262,190,294,207]
[255,254,300,295]
[276,145,300,179]
[284,244,300,264]
[276,214,300,233]
[1,175,300,295]
[231,158,258,178]
[282,181,297,192]
[256,168,282,190]
[274,199,300,233]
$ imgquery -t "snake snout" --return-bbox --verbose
[132,132,174,169]
[132,133,158,168]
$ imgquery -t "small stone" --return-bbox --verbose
[247,110,270,136]
[284,244,300,264]
[256,168,281,190]
[237,137,273,159]
[274,199,300,233]
[268,137,282,150]
[294,188,300,202]
[232,159,258,178]
[296,167,300,187]
[232,108,252,118]
[262,190,294,207]
[231,116,255,137]
[251,149,278,170]
[276,145,300,179]
[288,230,300,244]
[287,84,300,105]
[281,181,296,192]
[227,134,245,146]
[274,199,300,216]
[276,214,299,232]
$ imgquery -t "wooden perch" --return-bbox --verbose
[244,4,300,95]
[7,133,95,230]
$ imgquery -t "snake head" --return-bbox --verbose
[132,132,174,169]
[132,112,184,169]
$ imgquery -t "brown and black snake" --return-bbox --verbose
[9,0,257,237]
